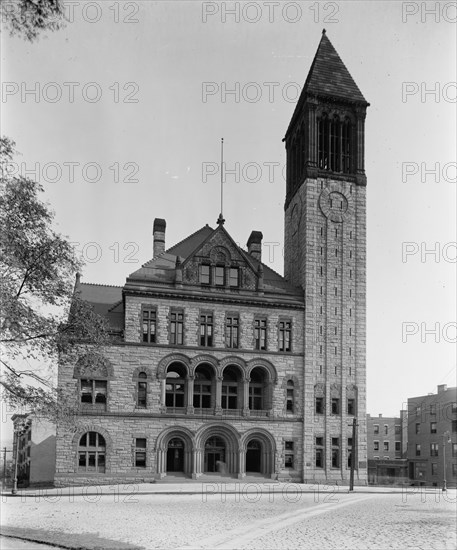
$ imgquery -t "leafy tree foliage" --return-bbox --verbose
[1,137,111,419]
[1,0,66,42]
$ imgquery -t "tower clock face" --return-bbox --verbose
[318,185,354,223]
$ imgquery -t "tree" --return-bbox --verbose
[1,0,66,42]
[0,137,111,420]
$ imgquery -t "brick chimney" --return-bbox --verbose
[247,231,263,262]
[153,218,166,258]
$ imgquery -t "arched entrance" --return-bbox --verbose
[245,439,261,473]
[204,436,226,473]
[167,438,184,472]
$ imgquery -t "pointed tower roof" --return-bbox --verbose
[303,30,368,104]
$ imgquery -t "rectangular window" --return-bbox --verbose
[200,313,213,347]
[170,310,184,345]
[374,441,379,451]
[430,443,439,457]
[214,265,225,286]
[384,425,388,435]
[80,379,107,409]
[135,438,146,468]
[395,442,401,452]
[315,397,324,415]
[395,425,401,434]
[430,422,437,434]
[430,404,436,416]
[278,320,292,352]
[415,444,421,456]
[452,420,457,433]
[383,441,389,452]
[347,437,353,469]
[373,425,379,435]
[285,441,294,468]
[347,399,355,416]
[415,423,420,434]
[331,438,340,468]
[229,267,239,287]
[200,264,211,285]
[451,402,457,413]
[452,464,457,477]
[315,437,324,468]
[254,318,267,350]
[452,443,457,458]
[415,406,421,416]
[431,463,438,476]
[142,308,156,343]
[137,380,147,408]
[225,316,239,348]
[331,398,340,415]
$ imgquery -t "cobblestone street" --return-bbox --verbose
[1,485,456,549]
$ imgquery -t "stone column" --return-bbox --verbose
[238,446,246,479]
[186,375,194,414]
[215,376,223,415]
[160,378,166,413]
[243,377,250,417]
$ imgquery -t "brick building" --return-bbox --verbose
[407,384,457,488]
[55,31,369,486]
[366,412,408,485]
[12,414,56,487]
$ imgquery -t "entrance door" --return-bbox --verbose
[246,439,261,473]
[204,436,226,473]
[167,438,184,472]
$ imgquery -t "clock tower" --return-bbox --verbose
[284,31,369,483]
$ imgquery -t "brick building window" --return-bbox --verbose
[395,425,401,434]
[315,397,324,415]
[431,463,438,476]
[415,444,421,456]
[430,422,437,434]
[331,438,340,468]
[225,316,239,348]
[80,379,107,410]
[137,372,147,408]
[395,442,401,452]
[384,425,388,435]
[415,423,420,434]
[331,398,340,415]
[278,320,292,352]
[373,441,379,451]
[430,443,439,457]
[78,432,106,473]
[200,313,213,347]
[284,441,294,468]
[170,310,184,345]
[315,437,324,468]
[135,438,146,468]
[383,441,389,452]
[373,425,379,435]
[254,318,267,350]
[142,308,156,343]
[430,404,436,415]
[347,398,355,415]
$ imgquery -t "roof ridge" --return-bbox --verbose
[79,282,123,289]
[166,224,214,255]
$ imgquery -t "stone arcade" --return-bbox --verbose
[55,31,369,486]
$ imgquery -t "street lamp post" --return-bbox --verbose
[442,431,451,492]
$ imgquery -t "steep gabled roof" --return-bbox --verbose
[77,283,124,331]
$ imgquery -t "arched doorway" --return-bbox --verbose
[167,438,184,472]
[246,439,261,473]
[204,436,226,473]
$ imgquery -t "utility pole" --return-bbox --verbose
[349,417,357,492]
[11,431,20,495]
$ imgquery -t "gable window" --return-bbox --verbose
[214,265,225,286]
[78,432,105,472]
[200,264,211,285]
[137,372,147,408]
[254,318,267,350]
[170,310,184,345]
[279,320,292,352]
[80,379,107,410]
[225,315,239,348]
[284,441,294,468]
[229,267,239,287]
[142,308,156,343]
[135,438,146,468]
[315,437,324,468]
[286,380,294,412]
[200,313,213,347]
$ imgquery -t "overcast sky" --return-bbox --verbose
[1,1,456,427]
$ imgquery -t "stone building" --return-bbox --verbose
[407,384,457,488]
[366,412,408,485]
[55,31,369,486]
